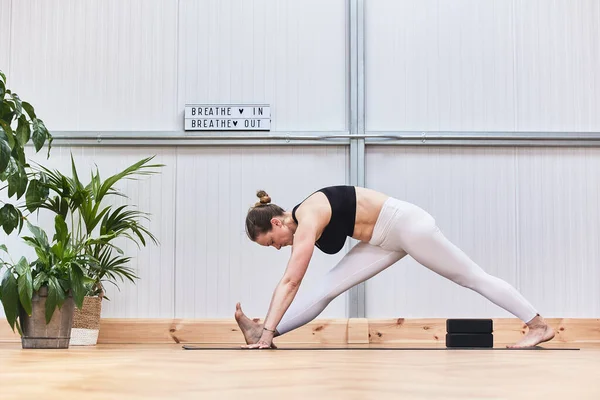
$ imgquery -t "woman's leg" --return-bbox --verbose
[275,242,406,335]
[391,206,554,347]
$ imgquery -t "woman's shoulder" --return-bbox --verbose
[294,192,332,218]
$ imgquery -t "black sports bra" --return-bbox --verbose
[291,186,356,254]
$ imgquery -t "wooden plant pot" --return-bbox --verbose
[70,296,102,346]
[19,287,75,349]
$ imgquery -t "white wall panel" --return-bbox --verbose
[9,0,178,131]
[365,147,519,318]
[366,0,600,132]
[514,0,600,131]
[366,147,600,318]
[516,148,600,317]
[174,146,349,318]
[82,147,177,318]
[178,0,347,132]
[0,0,10,73]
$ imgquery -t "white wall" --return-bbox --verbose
[2,1,600,322]
[365,0,600,132]
[0,146,349,320]
[361,0,600,318]
[179,0,347,132]
[0,0,351,321]
[172,146,349,319]
[2,0,347,132]
[366,146,600,318]
[0,0,9,68]
[8,0,179,131]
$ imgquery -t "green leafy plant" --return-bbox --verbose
[0,217,94,333]
[31,155,162,298]
[0,70,53,235]
[0,69,161,337]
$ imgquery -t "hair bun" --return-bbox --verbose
[255,190,271,206]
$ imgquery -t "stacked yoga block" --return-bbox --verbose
[445,319,494,348]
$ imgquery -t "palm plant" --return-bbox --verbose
[31,154,162,299]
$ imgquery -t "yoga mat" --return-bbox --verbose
[182,345,580,351]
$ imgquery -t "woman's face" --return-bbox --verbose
[255,218,294,250]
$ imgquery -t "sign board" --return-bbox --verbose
[184,104,271,131]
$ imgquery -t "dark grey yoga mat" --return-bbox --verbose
[182,345,580,351]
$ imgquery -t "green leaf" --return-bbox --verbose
[50,241,64,260]
[11,142,26,165]
[45,277,61,323]
[7,161,27,199]
[10,93,23,119]
[0,244,7,253]
[16,259,33,316]
[0,137,10,174]
[69,265,85,309]
[0,79,5,99]
[53,214,69,244]
[26,221,49,248]
[22,102,36,119]
[96,156,161,202]
[0,120,15,149]
[59,197,69,219]
[16,115,31,145]
[15,320,22,336]
[15,256,28,275]
[33,271,48,291]
[70,153,83,189]
[54,276,66,308]
[0,204,20,235]
[25,178,49,212]
[0,70,5,83]
[36,194,68,219]
[0,268,19,332]
[0,157,16,181]
[85,205,111,235]
[32,119,49,152]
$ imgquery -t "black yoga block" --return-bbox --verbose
[446,333,494,348]
[446,319,493,334]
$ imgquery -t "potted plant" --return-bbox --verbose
[31,155,162,345]
[1,69,161,347]
[0,218,93,348]
[0,70,79,349]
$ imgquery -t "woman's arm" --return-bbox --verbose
[248,219,318,348]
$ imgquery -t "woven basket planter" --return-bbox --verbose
[70,296,102,346]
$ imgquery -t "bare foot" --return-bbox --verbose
[234,302,270,346]
[507,315,555,349]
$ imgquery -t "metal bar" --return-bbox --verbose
[46,131,351,146]
[363,131,600,147]
[349,0,358,138]
[364,131,600,140]
[357,0,365,145]
[48,131,600,141]
[365,139,600,147]
[48,138,350,147]
[48,131,350,140]
[44,131,600,147]
[347,0,366,319]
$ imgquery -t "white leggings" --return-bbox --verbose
[276,197,538,335]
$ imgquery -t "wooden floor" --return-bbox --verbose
[1,342,599,399]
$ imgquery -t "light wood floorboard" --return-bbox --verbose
[1,343,599,399]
